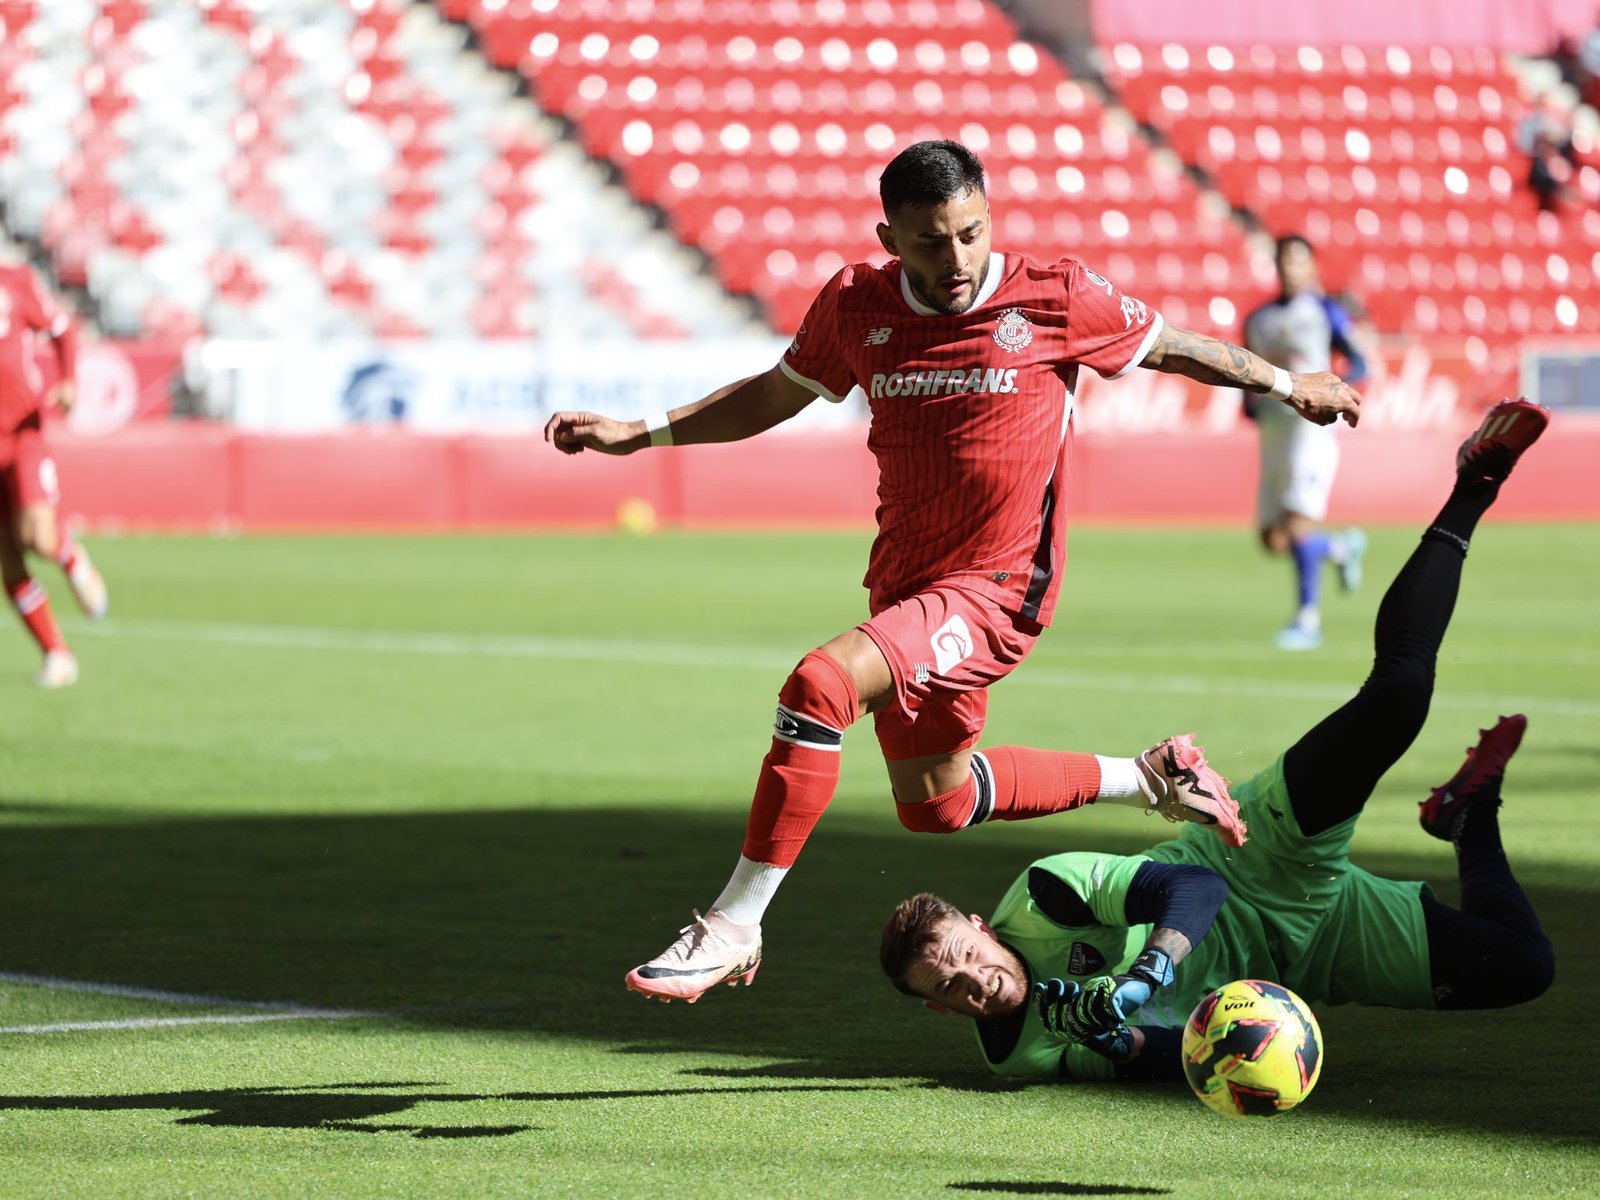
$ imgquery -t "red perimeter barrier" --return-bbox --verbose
[49,423,1600,532]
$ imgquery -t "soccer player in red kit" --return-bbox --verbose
[0,258,108,688]
[544,141,1362,1003]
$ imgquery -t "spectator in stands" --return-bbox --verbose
[1516,93,1580,213]
[879,400,1554,1084]
[1241,235,1369,651]
[1515,92,1575,159]
[0,257,108,688]
[1577,29,1600,111]
[1529,128,1581,213]
[544,139,1360,1007]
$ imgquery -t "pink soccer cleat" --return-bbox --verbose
[625,909,762,1004]
[1419,715,1527,842]
[1138,734,1248,848]
[1456,398,1549,480]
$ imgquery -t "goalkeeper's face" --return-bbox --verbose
[904,914,1030,1020]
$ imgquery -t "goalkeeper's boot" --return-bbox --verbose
[1137,734,1248,848]
[1420,714,1526,842]
[625,909,762,1004]
[65,547,108,620]
[1456,398,1549,480]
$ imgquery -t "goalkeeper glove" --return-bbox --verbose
[1035,948,1175,1041]
[1032,979,1137,1060]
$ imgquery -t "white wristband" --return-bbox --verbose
[1268,366,1293,401]
[645,409,674,447]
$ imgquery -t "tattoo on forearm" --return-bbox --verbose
[1152,327,1269,390]
[1147,927,1195,964]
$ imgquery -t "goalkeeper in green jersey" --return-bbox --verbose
[880,399,1557,1081]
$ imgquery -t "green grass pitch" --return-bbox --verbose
[1,521,1597,1199]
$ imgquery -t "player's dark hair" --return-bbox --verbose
[880,892,966,995]
[879,140,986,217]
[1276,233,1315,258]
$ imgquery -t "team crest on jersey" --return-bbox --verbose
[992,308,1033,354]
[1068,942,1106,976]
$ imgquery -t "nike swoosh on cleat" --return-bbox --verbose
[635,957,758,981]
[634,965,730,980]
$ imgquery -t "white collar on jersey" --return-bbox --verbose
[898,252,1006,316]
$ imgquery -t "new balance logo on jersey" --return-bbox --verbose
[869,368,1018,398]
[863,326,893,346]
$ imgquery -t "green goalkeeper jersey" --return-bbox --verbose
[974,754,1436,1081]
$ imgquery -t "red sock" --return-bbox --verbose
[8,578,67,654]
[983,745,1102,821]
[741,650,860,868]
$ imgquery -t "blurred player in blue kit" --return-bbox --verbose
[1243,236,1370,651]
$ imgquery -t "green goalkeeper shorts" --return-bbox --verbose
[1206,754,1437,1010]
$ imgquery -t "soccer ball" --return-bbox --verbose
[1181,979,1323,1118]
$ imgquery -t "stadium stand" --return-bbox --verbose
[0,0,1594,359]
[3,0,1597,532]
[1103,41,1600,347]
[0,0,760,341]
[450,0,1266,337]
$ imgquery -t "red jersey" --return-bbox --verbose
[0,262,75,434]
[780,252,1161,626]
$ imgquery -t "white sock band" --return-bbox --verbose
[645,408,675,447]
[711,855,787,925]
[1095,755,1149,807]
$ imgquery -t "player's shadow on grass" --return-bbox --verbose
[1,802,1595,1144]
[949,1187,1172,1197]
[0,1080,892,1138]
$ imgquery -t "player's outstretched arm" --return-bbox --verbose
[543,364,818,456]
[1141,322,1361,427]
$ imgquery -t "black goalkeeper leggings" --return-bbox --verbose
[1280,480,1553,1011]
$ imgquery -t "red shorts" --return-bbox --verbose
[0,420,58,515]
[859,584,1043,761]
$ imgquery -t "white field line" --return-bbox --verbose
[80,618,1600,720]
[0,970,378,1036]
[0,1013,371,1035]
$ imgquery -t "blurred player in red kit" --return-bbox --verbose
[0,258,108,688]
[543,141,1362,1003]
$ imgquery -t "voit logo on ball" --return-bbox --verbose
[341,360,418,424]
